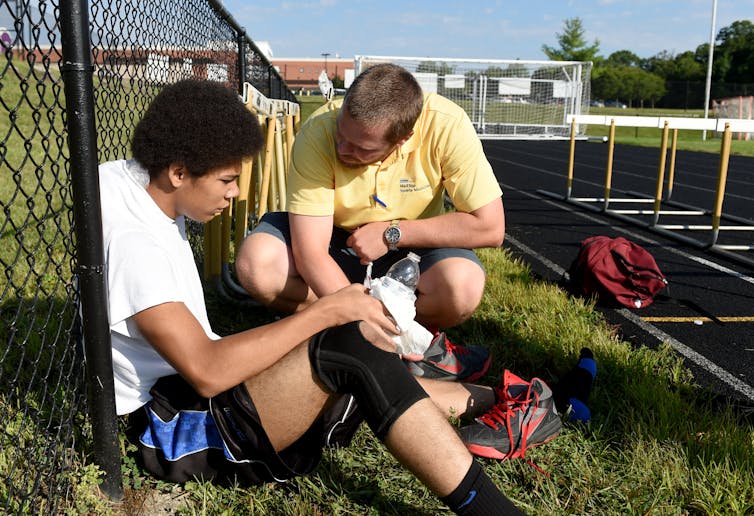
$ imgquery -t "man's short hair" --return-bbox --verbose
[342,64,423,145]
[131,79,263,178]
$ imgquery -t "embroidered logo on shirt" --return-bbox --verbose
[399,179,429,193]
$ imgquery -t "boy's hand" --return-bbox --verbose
[319,284,401,338]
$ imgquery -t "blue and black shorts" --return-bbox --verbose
[128,374,362,485]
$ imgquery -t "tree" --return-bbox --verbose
[331,76,345,89]
[542,17,601,63]
[592,67,623,103]
[643,50,678,79]
[592,66,665,108]
[628,68,666,108]
[672,51,705,82]
[416,61,456,96]
[605,50,641,68]
[715,20,754,84]
[484,66,505,77]
[503,62,529,78]
[416,60,455,76]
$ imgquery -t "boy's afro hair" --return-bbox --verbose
[131,79,263,177]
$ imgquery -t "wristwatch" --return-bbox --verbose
[384,220,401,251]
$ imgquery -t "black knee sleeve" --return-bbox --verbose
[309,321,429,440]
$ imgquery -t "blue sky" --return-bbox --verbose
[225,0,753,61]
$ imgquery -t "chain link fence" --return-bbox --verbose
[1,0,295,512]
[658,80,753,110]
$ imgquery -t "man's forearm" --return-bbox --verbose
[298,254,353,298]
[397,208,504,250]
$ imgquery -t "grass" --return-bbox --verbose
[107,248,754,514]
[296,93,334,121]
[3,74,754,513]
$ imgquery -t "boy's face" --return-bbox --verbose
[176,162,242,223]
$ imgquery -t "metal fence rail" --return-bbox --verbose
[0,0,296,511]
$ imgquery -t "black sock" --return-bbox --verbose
[552,347,596,414]
[441,460,525,515]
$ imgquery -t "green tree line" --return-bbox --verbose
[543,17,754,108]
[412,17,751,109]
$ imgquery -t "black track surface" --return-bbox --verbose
[484,139,754,405]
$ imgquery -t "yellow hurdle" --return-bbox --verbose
[602,118,616,211]
[202,83,300,282]
[710,124,732,246]
[651,120,669,226]
[548,114,754,267]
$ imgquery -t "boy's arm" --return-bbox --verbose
[132,284,399,398]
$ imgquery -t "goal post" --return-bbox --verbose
[354,55,592,139]
[712,96,753,140]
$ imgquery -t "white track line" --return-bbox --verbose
[501,184,754,403]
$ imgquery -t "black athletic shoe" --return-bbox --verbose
[405,331,491,382]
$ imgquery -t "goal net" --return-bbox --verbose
[354,55,592,139]
[712,96,753,140]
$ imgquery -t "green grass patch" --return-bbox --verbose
[1,59,75,303]
[98,248,754,514]
[296,94,331,122]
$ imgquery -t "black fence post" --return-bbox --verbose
[237,32,247,95]
[269,65,276,99]
[59,0,123,500]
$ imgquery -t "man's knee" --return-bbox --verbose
[447,268,485,316]
[235,233,290,299]
[418,259,485,324]
[308,321,428,440]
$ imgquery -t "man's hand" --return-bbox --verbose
[346,221,391,264]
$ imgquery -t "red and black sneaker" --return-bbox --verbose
[459,370,561,460]
[405,331,491,382]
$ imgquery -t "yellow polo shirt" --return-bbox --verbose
[286,93,502,231]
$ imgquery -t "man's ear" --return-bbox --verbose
[395,130,414,147]
[166,163,187,188]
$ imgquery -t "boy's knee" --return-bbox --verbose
[308,322,428,440]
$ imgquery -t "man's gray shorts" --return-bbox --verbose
[252,211,484,282]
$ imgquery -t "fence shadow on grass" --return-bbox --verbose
[0,295,89,514]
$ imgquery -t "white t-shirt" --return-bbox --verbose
[99,159,218,415]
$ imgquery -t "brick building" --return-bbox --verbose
[271,57,354,92]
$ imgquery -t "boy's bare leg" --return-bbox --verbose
[352,323,487,497]
[243,340,331,451]
[383,397,474,496]
[417,378,495,420]
[243,326,487,499]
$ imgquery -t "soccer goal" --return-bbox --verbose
[712,96,753,140]
[354,55,592,140]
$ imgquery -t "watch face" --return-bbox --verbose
[385,225,401,243]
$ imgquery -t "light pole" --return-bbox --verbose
[702,0,718,141]
[321,52,330,78]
